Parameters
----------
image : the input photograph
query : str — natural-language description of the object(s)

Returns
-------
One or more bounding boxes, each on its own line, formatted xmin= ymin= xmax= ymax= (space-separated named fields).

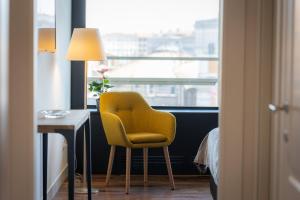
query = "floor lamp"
xmin=66 ymin=28 xmax=106 ymax=193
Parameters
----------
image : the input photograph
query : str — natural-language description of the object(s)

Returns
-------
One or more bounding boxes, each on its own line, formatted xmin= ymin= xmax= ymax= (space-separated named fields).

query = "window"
xmin=86 ymin=0 xmax=219 ymax=107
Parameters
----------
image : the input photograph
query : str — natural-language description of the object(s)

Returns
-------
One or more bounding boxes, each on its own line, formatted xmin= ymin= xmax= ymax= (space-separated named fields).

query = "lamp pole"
xmin=75 ymin=61 xmax=99 ymax=194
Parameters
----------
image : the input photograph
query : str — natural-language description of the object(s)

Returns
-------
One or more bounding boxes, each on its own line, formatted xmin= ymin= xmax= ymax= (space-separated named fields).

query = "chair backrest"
xmin=100 ymin=92 xmax=152 ymax=133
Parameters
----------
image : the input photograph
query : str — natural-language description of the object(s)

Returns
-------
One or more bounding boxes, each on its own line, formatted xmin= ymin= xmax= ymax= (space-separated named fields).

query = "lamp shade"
xmin=66 ymin=28 xmax=106 ymax=61
xmin=38 ymin=28 xmax=56 ymax=52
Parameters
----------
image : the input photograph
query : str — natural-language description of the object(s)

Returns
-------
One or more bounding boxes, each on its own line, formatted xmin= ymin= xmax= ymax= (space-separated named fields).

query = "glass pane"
xmin=86 ymin=0 xmax=220 ymax=107
xmin=88 ymin=60 xmax=218 ymax=79
xmin=86 ymin=0 xmax=220 ymax=57
xmin=88 ymin=83 xmax=218 ymax=107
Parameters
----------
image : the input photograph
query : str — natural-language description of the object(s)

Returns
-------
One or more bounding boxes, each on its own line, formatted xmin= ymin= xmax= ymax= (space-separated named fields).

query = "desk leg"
xmin=43 ymin=134 xmax=48 ymax=200
xmin=85 ymin=119 xmax=92 ymax=200
xmin=61 ymin=132 xmax=75 ymax=200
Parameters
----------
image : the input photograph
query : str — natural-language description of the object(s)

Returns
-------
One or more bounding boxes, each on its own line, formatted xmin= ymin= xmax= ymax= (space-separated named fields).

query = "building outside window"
xmin=86 ymin=0 xmax=219 ymax=107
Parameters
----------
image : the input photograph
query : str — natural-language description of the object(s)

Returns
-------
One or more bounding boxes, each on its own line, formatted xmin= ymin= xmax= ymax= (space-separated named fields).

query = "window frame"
xmin=71 ymin=0 xmax=219 ymax=109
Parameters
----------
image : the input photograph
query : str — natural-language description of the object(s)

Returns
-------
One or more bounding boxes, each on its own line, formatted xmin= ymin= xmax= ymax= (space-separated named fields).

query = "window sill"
xmin=88 ymin=107 xmax=219 ymax=114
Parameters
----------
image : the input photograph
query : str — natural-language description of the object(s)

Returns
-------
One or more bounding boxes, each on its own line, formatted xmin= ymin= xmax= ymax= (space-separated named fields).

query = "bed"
xmin=194 ymin=128 xmax=219 ymax=200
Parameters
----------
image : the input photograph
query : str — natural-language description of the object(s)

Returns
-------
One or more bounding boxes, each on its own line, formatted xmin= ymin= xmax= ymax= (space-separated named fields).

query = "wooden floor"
xmin=53 ymin=175 xmax=213 ymax=200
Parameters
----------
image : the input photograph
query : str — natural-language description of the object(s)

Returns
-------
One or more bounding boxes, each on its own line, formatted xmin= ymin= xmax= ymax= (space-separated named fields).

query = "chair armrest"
xmin=149 ymin=110 xmax=176 ymax=144
xmin=100 ymin=112 xmax=131 ymax=147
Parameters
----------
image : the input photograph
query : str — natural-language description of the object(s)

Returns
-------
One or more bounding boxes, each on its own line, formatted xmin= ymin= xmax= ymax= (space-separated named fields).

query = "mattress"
xmin=194 ymin=128 xmax=219 ymax=185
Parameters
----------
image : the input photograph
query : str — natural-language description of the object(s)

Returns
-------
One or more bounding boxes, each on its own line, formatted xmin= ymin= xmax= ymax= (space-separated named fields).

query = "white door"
xmin=271 ymin=0 xmax=300 ymax=199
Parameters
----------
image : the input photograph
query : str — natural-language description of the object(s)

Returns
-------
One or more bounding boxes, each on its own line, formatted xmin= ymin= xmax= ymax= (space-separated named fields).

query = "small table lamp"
xmin=38 ymin=28 xmax=56 ymax=52
xmin=66 ymin=28 xmax=106 ymax=108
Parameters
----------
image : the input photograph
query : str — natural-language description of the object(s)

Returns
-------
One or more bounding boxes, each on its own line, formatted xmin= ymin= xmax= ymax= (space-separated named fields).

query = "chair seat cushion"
xmin=127 ymin=132 xmax=167 ymax=144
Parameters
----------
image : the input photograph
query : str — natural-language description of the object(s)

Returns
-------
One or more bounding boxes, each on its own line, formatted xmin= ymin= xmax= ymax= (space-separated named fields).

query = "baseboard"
xmin=47 ymin=165 xmax=68 ymax=200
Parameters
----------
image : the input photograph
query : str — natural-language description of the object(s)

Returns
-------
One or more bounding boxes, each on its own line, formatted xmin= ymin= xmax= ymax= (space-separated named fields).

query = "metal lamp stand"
xmin=75 ymin=61 xmax=99 ymax=194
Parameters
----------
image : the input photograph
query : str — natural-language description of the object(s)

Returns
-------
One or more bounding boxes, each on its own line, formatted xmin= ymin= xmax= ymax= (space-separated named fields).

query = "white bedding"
xmin=194 ymin=128 xmax=219 ymax=185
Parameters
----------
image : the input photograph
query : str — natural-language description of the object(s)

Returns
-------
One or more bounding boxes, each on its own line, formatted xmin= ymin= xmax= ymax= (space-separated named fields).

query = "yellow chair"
xmin=100 ymin=91 xmax=176 ymax=194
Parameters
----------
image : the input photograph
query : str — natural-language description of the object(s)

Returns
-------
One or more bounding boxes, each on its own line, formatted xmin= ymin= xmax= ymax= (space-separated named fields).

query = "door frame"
xmin=0 ymin=0 xmax=10 ymax=199
xmin=0 ymin=0 xmax=36 ymax=199
xmin=270 ymin=0 xmax=300 ymax=199
xmin=0 ymin=0 xmax=275 ymax=199
xmin=219 ymin=0 xmax=273 ymax=199
xmin=270 ymin=0 xmax=282 ymax=199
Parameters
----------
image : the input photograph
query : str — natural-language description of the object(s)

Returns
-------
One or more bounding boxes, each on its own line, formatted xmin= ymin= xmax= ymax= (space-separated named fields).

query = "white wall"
xmin=0 ymin=0 xmax=71 ymax=199
xmin=36 ymin=0 xmax=71 ymax=197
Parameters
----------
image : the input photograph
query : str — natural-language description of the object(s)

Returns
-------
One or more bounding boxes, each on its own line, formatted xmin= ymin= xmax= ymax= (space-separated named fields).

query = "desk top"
xmin=37 ymin=110 xmax=90 ymax=133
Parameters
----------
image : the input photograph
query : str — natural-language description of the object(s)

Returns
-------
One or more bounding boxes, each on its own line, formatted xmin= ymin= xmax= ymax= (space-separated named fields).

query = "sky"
xmin=86 ymin=0 xmax=219 ymax=35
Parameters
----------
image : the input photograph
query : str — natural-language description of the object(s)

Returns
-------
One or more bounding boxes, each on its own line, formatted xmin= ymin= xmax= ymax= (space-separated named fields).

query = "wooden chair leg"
xmin=105 ymin=145 xmax=116 ymax=186
xmin=163 ymin=146 xmax=175 ymax=190
xmin=126 ymin=147 xmax=131 ymax=194
xmin=143 ymin=148 xmax=148 ymax=185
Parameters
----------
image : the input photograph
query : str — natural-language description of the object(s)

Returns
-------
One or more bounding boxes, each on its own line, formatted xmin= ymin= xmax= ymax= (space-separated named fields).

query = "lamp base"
xmin=75 ymin=187 xmax=99 ymax=194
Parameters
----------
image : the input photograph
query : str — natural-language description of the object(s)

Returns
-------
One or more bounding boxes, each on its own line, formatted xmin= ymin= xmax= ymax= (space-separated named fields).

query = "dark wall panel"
xmin=71 ymin=0 xmax=85 ymax=109
xmin=76 ymin=110 xmax=218 ymax=175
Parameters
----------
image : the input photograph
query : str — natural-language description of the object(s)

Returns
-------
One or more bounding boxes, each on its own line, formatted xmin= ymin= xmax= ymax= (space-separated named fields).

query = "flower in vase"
xmin=88 ymin=67 xmax=113 ymax=97
xmin=96 ymin=68 xmax=109 ymax=79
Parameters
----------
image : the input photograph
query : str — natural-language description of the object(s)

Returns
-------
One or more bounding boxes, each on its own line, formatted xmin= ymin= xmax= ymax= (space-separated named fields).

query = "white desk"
xmin=38 ymin=110 xmax=92 ymax=200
